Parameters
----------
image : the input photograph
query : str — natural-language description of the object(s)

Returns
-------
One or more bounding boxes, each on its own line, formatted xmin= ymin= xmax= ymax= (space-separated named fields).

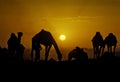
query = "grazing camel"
xmin=31 ymin=29 xmax=62 ymax=61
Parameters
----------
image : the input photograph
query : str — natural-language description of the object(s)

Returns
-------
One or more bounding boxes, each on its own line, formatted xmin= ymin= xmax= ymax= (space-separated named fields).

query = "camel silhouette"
xmin=92 ymin=32 xmax=104 ymax=59
xmin=103 ymin=33 xmax=117 ymax=55
xmin=31 ymin=29 xmax=62 ymax=61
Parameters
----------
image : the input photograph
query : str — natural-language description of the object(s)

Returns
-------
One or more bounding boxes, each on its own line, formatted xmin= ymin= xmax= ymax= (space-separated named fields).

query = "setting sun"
xmin=59 ymin=34 xmax=66 ymax=41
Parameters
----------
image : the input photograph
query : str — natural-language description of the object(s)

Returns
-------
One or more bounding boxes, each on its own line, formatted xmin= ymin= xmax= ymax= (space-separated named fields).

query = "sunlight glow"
xmin=59 ymin=34 xmax=66 ymax=41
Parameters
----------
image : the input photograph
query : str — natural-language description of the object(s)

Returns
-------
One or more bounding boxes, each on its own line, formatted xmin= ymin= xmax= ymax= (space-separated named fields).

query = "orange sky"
xmin=0 ymin=0 xmax=120 ymax=49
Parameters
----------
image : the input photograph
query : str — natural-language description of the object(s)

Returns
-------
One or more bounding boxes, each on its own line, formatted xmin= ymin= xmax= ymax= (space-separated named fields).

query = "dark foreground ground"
xmin=1 ymin=51 xmax=120 ymax=66
xmin=1 ymin=57 xmax=120 ymax=65
xmin=1 ymin=55 xmax=120 ymax=77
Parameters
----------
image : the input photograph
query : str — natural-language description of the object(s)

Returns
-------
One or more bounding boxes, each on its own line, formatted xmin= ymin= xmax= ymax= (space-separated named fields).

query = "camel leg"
xmin=102 ymin=43 xmax=105 ymax=55
xmin=31 ymin=48 xmax=34 ymax=61
xmin=94 ymin=47 xmax=97 ymax=59
xmin=107 ymin=46 xmax=110 ymax=53
xmin=98 ymin=46 xmax=101 ymax=58
xmin=35 ymin=48 xmax=40 ymax=62
xmin=45 ymin=45 xmax=52 ymax=61
xmin=113 ymin=45 xmax=116 ymax=56
xmin=110 ymin=46 xmax=112 ymax=53
xmin=96 ymin=47 xmax=99 ymax=59
xmin=93 ymin=47 xmax=96 ymax=59
xmin=102 ymin=46 xmax=105 ymax=56
xmin=99 ymin=46 xmax=102 ymax=57
xmin=45 ymin=46 xmax=48 ymax=61
xmin=93 ymin=47 xmax=95 ymax=59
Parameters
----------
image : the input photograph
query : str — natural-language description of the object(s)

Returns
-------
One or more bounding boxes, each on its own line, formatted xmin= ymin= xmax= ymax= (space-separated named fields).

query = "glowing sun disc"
xmin=59 ymin=35 xmax=66 ymax=41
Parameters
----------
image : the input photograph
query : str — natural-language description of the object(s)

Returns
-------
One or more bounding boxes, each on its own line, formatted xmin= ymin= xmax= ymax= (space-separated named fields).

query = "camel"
xmin=92 ymin=32 xmax=104 ymax=59
xmin=31 ymin=29 xmax=62 ymax=61
xmin=103 ymin=33 xmax=117 ymax=55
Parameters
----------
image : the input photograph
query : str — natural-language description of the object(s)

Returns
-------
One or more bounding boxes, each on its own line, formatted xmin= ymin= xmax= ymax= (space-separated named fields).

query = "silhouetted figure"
xmin=103 ymin=33 xmax=117 ymax=55
xmin=68 ymin=48 xmax=77 ymax=61
xmin=68 ymin=47 xmax=88 ymax=64
xmin=76 ymin=47 xmax=88 ymax=64
xmin=16 ymin=32 xmax=25 ymax=61
xmin=31 ymin=29 xmax=62 ymax=62
xmin=92 ymin=32 xmax=104 ymax=59
xmin=7 ymin=33 xmax=18 ymax=57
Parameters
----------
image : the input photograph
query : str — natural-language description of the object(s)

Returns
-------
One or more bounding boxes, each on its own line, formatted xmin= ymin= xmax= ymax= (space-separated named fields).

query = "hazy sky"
xmin=0 ymin=0 xmax=120 ymax=49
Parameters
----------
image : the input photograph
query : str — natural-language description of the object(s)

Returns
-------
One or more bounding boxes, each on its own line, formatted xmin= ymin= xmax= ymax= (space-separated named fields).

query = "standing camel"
xmin=103 ymin=33 xmax=117 ymax=55
xmin=92 ymin=32 xmax=104 ymax=59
